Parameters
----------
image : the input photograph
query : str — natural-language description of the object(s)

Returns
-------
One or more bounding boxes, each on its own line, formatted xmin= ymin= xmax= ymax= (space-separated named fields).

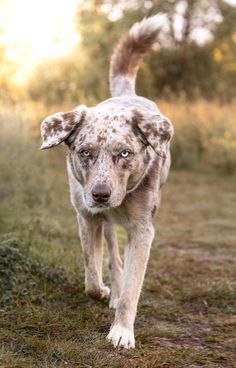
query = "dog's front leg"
xmin=107 ymin=222 xmax=154 ymax=348
xmin=78 ymin=215 xmax=110 ymax=300
xmin=104 ymin=223 xmax=123 ymax=309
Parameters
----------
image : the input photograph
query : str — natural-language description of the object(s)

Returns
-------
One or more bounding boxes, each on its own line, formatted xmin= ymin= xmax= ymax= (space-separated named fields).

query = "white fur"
xmin=86 ymin=206 xmax=109 ymax=215
xmin=130 ymin=13 xmax=167 ymax=40
xmin=109 ymin=297 xmax=119 ymax=309
xmin=107 ymin=324 xmax=135 ymax=349
xmin=110 ymin=75 xmax=135 ymax=97
xmin=100 ymin=286 xmax=111 ymax=298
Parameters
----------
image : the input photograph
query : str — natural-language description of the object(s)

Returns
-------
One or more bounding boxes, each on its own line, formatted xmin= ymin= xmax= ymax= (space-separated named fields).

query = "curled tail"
xmin=109 ymin=14 xmax=166 ymax=97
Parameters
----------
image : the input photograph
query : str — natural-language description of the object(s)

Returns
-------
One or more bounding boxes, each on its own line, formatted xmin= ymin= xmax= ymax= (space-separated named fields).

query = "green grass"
xmin=0 ymin=111 xmax=236 ymax=367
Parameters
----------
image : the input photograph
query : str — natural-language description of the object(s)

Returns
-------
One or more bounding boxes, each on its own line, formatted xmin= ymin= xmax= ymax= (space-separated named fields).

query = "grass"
xmin=159 ymin=99 xmax=236 ymax=173
xmin=0 ymin=105 xmax=236 ymax=367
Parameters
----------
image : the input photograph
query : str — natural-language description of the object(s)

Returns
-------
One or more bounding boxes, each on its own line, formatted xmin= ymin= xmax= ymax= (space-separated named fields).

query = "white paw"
xmin=101 ymin=285 xmax=111 ymax=299
xmin=107 ymin=324 xmax=135 ymax=349
xmin=109 ymin=296 xmax=119 ymax=309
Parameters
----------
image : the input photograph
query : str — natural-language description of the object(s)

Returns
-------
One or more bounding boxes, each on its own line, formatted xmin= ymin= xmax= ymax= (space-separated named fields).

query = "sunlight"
xmin=0 ymin=0 xmax=80 ymax=83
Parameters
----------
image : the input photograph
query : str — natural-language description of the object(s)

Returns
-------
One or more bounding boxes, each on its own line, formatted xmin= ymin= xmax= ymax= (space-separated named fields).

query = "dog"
xmin=40 ymin=14 xmax=174 ymax=349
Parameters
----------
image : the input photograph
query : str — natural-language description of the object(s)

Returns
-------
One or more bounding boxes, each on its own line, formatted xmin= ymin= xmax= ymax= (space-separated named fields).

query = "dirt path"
xmin=1 ymin=171 xmax=236 ymax=367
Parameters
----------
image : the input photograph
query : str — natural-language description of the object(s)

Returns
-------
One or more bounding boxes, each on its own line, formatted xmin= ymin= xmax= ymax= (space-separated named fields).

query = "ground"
xmin=0 ymin=141 xmax=236 ymax=367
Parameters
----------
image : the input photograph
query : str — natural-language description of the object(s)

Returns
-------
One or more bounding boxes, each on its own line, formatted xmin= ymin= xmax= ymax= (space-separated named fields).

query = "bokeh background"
xmin=0 ymin=1 xmax=236 ymax=367
xmin=1 ymin=0 xmax=236 ymax=171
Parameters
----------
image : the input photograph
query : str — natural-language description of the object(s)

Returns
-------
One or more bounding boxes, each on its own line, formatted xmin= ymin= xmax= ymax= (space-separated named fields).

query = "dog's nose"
xmin=92 ymin=184 xmax=111 ymax=203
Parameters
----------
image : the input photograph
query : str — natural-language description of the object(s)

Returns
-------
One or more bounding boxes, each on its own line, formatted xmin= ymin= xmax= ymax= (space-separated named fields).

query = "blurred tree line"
xmin=25 ymin=0 xmax=236 ymax=105
xmin=0 ymin=43 xmax=17 ymax=103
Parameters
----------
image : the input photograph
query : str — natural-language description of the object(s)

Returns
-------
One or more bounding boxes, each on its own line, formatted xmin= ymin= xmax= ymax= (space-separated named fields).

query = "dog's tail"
xmin=109 ymin=14 xmax=166 ymax=97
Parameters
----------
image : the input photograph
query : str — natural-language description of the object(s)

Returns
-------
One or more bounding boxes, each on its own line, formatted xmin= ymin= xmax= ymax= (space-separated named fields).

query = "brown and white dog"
xmin=40 ymin=14 xmax=174 ymax=349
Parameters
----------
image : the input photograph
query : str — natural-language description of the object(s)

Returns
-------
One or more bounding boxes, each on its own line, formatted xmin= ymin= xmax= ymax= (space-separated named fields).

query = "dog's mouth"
xmin=84 ymin=192 xmax=124 ymax=212
xmin=86 ymin=203 xmax=111 ymax=214
xmin=90 ymin=203 xmax=110 ymax=208
xmin=83 ymin=194 xmax=111 ymax=211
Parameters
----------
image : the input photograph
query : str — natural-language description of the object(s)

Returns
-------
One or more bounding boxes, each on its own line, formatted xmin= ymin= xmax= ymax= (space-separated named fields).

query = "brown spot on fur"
xmin=110 ymin=115 xmax=119 ymax=121
xmin=110 ymin=32 xmax=158 ymax=79
xmin=159 ymin=120 xmax=172 ymax=141
xmin=64 ymin=122 xmax=75 ymax=132
xmin=130 ymin=110 xmax=149 ymax=147
xmin=64 ymin=109 xmax=86 ymax=126
xmin=132 ymin=109 xmax=143 ymax=124
xmin=142 ymin=157 xmax=160 ymax=190
xmin=143 ymin=150 xmax=151 ymax=165
xmin=64 ymin=110 xmax=87 ymax=146
xmin=151 ymin=205 xmax=157 ymax=217
xmin=144 ymin=123 xmax=158 ymax=137
xmin=97 ymin=135 xmax=106 ymax=143
xmin=47 ymin=119 xmax=63 ymax=133
xmin=63 ymin=111 xmax=76 ymax=125
xmin=112 ymin=155 xmax=117 ymax=165
xmin=121 ymin=160 xmax=133 ymax=170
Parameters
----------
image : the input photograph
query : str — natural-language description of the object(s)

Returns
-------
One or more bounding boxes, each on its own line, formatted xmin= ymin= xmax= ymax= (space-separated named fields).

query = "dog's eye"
xmin=120 ymin=150 xmax=131 ymax=158
xmin=79 ymin=150 xmax=90 ymax=158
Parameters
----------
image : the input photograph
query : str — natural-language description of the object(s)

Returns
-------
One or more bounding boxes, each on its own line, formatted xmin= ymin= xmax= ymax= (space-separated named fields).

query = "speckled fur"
xmin=40 ymin=14 xmax=173 ymax=350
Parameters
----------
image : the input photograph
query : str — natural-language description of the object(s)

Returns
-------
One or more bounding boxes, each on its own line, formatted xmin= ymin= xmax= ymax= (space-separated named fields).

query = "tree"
xmin=28 ymin=0 xmax=236 ymax=104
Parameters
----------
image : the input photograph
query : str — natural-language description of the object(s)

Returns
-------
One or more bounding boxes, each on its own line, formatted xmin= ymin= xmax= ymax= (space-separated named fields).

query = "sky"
xmin=0 ymin=0 xmax=80 ymax=83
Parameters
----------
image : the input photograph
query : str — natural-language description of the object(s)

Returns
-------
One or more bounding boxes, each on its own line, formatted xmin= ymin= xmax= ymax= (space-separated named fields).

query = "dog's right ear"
xmin=40 ymin=105 xmax=88 ymax=149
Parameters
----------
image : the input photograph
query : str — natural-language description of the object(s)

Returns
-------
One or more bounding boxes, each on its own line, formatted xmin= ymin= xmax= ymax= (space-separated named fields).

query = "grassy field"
xmin=0 ymin=105 xmax=236 ymax=367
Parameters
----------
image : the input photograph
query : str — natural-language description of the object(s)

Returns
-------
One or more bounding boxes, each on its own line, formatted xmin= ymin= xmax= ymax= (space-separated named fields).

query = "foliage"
xmin=25 ymin=0 xmax=236 ymax=104
xmin=159 ymin=99 xmax=236 ymax=173
xmin=0 ymin=239 xmax=78 ymax=307
xmin=0 ymin=44 xmax=19 ymax=103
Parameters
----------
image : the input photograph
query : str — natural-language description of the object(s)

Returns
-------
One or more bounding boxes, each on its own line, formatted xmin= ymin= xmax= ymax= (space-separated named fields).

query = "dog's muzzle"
xmin=91 ymin=183 xmax=111 ymax=204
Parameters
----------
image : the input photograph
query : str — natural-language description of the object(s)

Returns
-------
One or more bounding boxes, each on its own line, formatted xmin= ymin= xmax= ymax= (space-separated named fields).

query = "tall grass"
xmin=0 ymin=106 xmax=80 ymax=271
xmin=159 ymin=99 xmax=236 ymax=172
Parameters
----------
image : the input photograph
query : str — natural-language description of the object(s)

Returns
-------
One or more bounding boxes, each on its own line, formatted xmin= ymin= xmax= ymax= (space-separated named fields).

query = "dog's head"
xmin=40 ymin=105 xmax=173 ymax=211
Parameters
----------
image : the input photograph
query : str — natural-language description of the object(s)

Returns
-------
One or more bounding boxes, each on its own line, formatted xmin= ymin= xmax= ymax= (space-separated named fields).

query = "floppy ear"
xmin=132 ymin=109 xmax=174 ymax=159
xmin=40 ymin=105 xmax=87 ymax=149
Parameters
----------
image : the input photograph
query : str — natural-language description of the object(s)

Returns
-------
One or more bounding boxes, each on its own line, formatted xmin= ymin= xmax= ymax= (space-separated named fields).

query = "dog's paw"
xmin=109 ymin=296 xmax=119 ymax=309
xmin=86 ymin=285 xmax=110 ymax=300
xmin=107 ymin=324 xmax=135 ymax=349
xmin=109 ymin=282 xmax=121 ymax=309
xmin=101 ymin=285 xmax=111 ymax=299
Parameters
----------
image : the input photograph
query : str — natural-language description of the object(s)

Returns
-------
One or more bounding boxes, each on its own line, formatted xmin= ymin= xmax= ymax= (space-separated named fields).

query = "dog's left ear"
xmin=132 ymin=109 xmax=174 ymax=158
xmin=40 ymin=105 xmax=88 ymax=149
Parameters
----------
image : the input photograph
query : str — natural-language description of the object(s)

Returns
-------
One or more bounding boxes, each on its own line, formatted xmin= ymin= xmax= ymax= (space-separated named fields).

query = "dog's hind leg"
xmin=78 ymin=215 xmax=110 ymax=300
xmin=104 ymin=223 xmax=123 ymax=309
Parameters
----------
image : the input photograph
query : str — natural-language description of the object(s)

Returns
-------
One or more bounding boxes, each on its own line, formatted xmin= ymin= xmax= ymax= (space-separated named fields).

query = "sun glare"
xmin=0 ymin=0 xmax=80 ymax=84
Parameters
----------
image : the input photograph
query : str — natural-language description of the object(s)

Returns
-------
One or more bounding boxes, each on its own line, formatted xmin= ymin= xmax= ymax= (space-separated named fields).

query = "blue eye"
xmin=120 ymin=150 xmax=130 ymax=158
xmin=79 ymin=150 xmax=90 ymax=157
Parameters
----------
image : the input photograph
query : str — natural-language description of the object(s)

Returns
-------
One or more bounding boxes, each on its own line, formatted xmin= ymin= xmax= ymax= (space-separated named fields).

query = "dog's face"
xmin=40 ymin=105 xmax=173 ymax=211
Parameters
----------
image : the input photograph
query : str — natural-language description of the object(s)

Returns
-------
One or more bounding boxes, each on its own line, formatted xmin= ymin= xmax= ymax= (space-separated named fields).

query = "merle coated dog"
xmin=40 ymin=14 xmax=173 ymax=349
